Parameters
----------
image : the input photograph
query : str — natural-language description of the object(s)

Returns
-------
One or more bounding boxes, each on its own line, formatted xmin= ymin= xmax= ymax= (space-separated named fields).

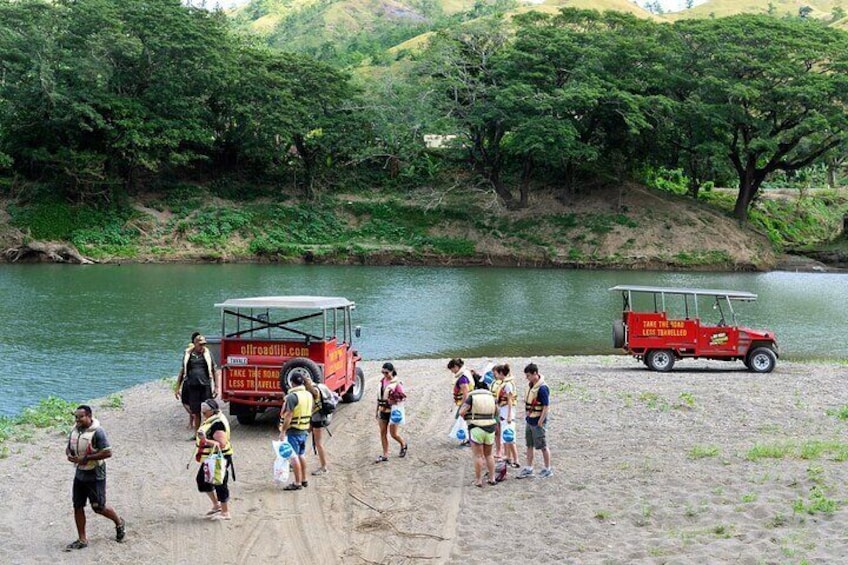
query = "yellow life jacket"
xmin=465 ymin=389 xmax=497 ymax=427
xmin=491 ymin=376 xmax=516 ymax=407
xmin=378 ymin=377 xmax=401 ymax=412
xmin=68 ymin=419 xmax=104 ymax=471
xmin=524 ymin=376 xmax=547 ymax=418
xmin=452 ymin=370 xmax=471 ymax=406
xmin=196 ymin=413 xmax=233 ymax=456
xmin=182 ymin=346 xmax=215 ymax=386
xmin=288 ymin=386 xmax=313 ymax=430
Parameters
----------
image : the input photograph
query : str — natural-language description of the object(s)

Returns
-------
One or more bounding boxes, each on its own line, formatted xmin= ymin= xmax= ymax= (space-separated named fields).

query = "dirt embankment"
xmin=3 ymin=357 xmax=848 ymax=564
xmin=0 ymin=184 xmax=817 ymax=270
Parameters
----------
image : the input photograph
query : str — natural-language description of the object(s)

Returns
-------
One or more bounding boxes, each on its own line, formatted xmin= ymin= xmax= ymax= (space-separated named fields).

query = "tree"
xmin=503 ymin=10 xmax=664 ymax=198
xmin=0 ymin=0 xmax=235 ymax=199
xmin=417 ymin=18 xmax=517 ymax=205
xmin=669 ymin=16 xmax=848 ymax=220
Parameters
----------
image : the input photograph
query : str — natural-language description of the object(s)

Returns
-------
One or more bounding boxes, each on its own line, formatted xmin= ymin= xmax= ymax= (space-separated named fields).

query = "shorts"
xmin=73 ymin=478 xmax=106 ymax=510
xmin=311 ymin=418 xmax=329 ymax=429
xmin=184 ymin=384 xmax=212 ymax=415
xmin=470 ymin=426 xmax=495 ymax=446
xmin=378 ymin=410 xmax=391 ymax=422
xmin=525 ymin=424 xmax=547 ymax=450
xmin=286 ymin=430 xmax=308 ymax=456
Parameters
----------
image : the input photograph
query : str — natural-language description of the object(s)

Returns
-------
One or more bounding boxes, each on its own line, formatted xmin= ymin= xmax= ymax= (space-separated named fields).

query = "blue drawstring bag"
xmin=273 ymin=440 xmax=293 ymax=459
xmin=502 ymin=425 xmax=515 ymax=444
xmin=390 ymin=405 xmax=406 ymax=425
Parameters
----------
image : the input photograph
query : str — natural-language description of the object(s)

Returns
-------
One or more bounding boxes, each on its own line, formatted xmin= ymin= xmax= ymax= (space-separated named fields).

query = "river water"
xmin=0 ymin=264 xmax=845 ymax=416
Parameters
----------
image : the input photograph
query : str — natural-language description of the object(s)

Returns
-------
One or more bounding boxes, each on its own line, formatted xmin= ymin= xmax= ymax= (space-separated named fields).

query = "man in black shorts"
xmin=65 ymin=405 xmax=125 ymax=551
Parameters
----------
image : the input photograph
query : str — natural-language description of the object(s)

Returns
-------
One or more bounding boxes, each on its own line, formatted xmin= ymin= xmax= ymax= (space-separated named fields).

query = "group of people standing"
xmin=62 ymin=339 xmax=551 ymax=552
xmin=369 ymin=356 xmax=553 ymax=488
xmin=449 ymin=357 xmax=553 ymax=486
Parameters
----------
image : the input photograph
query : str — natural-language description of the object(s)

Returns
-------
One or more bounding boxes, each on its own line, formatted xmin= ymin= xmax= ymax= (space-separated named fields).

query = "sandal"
xmin=283 ymin=483 xmax=302 ymax=491
xmin=487 ymin=480 xmax=497 ymax=486
xmin=374 ymin=455 xmax=388 ymax=463
xmin=509 ymin=462 xmax=521 ymax=469
xmin=302 ymin=480 xmax=308 ymax=488
xmin=116 ymin=518 xmax=126 ymax=542
xmin=399 ymin=443 xmax=408 ymax=458
xmin=209 ymin=513 xmax=231 ymax=521
xmin=64 ymin=540 xmax=88 ymax=551
xmin=205 ymin=507 xmax=222 ymax=516
xmin=474 ymin=483 xmax=483 ymax=488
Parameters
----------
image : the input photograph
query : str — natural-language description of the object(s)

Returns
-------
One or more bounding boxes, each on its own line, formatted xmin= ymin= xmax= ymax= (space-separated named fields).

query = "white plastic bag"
xmin=203 ymin=447 xmax=225 ymax=485
xmin=448 ymin=416 xmax=468 ymax=442
xmin=273 ymin=455 xmax=290 ymax=485
xmin=390 ymin=404 xmax=406 ymax=426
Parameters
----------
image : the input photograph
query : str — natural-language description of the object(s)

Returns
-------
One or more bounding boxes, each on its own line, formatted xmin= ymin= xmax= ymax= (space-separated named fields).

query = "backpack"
xmin=317 ymin=384 xmax=339 ymax=416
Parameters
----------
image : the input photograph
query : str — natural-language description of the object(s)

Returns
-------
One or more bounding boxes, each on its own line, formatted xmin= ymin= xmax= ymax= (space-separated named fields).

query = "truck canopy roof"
xmin=215 ymin=296 xmax=355 ymax=310
xmin=609 ymin=285 xmax=757 ymax=301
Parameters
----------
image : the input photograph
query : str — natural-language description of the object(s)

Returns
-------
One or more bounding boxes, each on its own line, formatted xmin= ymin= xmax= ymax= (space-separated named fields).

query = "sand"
xmin=2 ymin=356 xmax=848 ymax=564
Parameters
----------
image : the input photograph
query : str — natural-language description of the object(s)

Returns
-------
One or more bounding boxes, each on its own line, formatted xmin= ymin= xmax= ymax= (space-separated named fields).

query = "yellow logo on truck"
xmin=710 ymin=332 xmax=729 ymax=345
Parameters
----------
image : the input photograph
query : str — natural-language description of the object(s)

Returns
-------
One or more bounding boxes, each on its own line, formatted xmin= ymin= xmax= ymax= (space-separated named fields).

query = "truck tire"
xmin=746 ymin=347 xmax=777 ymax=373
xmin=342 ymin=366 xmax=365 ymax=403
xmin=612 ymin=320 xmax=626 ymax=349
xmin=279 ymin=357 xmax=322 ymax=391
xmin=646 ymin=349 xmax=675 ymax=372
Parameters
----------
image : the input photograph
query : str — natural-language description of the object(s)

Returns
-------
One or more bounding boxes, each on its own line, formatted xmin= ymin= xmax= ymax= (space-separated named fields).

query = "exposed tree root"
xmin=4 ymin=240 xmax=94 ymax=264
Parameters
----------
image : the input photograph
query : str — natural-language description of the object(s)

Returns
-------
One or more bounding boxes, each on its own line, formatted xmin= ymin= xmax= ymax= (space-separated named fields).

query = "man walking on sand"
xmin=279 ymin=373 xmax=313 ymax=490
xmin=518 ymin=363 xmax=553 ymax=479
xmin=65 ymin=405 xmax=126 ymax=551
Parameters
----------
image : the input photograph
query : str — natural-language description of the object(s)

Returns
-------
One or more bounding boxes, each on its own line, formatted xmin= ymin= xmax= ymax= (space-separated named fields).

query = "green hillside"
xmin=231 ymin=0 xmax=659 ymax=62
xmin=666 ymin=0 xmax=843 ymax=21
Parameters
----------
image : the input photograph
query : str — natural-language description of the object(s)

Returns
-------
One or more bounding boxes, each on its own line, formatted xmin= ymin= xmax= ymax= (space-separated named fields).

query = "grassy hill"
xmin=665 ymin=0 xmax=842 ymax=21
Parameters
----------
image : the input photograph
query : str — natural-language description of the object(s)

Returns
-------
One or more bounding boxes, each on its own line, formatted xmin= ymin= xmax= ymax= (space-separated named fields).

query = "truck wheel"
xmin=646 ymin=349 xmax=675 ymax=372
xmin=342 ymin=366 xmax=365 ymax=403
xmin=236 ymin=411 xmax=256 ymax=425
xmin=279 ymin=357 xmax=322 ymax=391
xmin=612 ymin=320 xmax=626 ymax=349
xmin=746 ymin=347 xmax=777 ymax=373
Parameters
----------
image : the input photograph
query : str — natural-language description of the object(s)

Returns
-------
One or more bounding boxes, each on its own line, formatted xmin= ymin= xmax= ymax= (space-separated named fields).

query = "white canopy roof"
xmin=215 ymin=296 xmax=354 ymax=310
xmin=609 ymin=285 xmax=757 ymax=300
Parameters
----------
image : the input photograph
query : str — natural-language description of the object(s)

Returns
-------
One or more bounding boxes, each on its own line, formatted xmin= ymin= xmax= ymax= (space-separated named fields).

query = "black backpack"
xmin=318 ymin=385 xmax=338 ymax=416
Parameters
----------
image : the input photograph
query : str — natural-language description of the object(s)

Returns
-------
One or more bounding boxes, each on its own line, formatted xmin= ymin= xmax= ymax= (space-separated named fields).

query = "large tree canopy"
xmin=667 ymin=15 xmax=848 ymax=219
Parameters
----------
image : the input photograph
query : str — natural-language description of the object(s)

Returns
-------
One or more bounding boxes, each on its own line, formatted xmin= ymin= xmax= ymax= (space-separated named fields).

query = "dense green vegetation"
xmin=1 ymin=0 xmax=848 ymax=263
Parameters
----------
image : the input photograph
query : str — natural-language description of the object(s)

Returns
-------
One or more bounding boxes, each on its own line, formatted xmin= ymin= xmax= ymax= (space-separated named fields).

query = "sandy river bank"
xmin=2 ymin=356 xmax=847 ymax=564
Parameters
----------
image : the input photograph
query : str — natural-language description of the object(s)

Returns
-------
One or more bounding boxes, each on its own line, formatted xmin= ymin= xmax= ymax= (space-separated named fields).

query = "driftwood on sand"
xmin=3 ymin=240 xmax=94 ymax=264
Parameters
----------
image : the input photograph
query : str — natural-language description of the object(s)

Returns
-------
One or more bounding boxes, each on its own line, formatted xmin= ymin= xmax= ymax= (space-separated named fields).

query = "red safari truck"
xmin=213 ymin=296 xmax=364 ymax=425
xmin=611 ymin=285 xmax=779 ymax=373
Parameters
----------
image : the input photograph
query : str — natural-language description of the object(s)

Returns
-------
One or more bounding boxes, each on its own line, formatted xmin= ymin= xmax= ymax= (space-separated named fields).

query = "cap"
xmin=196 ymin=335 xmax=207 ymax=345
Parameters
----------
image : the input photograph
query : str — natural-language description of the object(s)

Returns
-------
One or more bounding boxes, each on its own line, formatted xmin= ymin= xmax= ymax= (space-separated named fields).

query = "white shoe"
xmin=538 ymin=467 xmax=554 ymax=478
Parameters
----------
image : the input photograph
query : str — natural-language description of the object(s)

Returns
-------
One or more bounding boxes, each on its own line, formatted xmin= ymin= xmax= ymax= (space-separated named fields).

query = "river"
xmin=0 ymin=264 xmax=845 ymax=416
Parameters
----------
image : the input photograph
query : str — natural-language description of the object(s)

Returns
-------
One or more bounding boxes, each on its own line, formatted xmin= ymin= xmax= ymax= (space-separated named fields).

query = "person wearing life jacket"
xmin=491 ymin=363 xmax=520 ymax=469
xmin=448 ymin=358 xmax=475 ymax=444
xmin=64 ymin=405 xmax=126 ymax=551
xmin=375 ymin=362 xmax=408 ymax=463
xmin=517 ymin=363 xmax=553 ymax=479
xmin=305 ymin=376 xmax=334 ymax=476
xmin=278 ymin=373 xmax=314 ymax=490
xmin=195 ymin=399 xmax=234 ymax=520
xmin=175 ymin=334 xmax=220 ymax=435
xmin=174 ymin=332 xmax=201 ymax=430
xmin=458 ymin=387 xmax=498 ymax=487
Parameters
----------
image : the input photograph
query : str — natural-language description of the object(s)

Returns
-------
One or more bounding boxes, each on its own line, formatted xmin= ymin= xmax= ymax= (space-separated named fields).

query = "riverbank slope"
xmin=3 ymin=356 xmax=848 ymax=564
xmin=0 ymin=184 xmax=796 ymax=270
